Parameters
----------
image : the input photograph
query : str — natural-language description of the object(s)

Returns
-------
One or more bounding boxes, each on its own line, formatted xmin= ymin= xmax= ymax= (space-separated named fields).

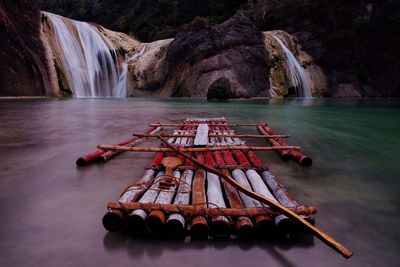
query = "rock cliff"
xmin=0 ymin=0 xmax=54 ymax=96
xmin=157 ymin=15 xmax=270 ymax=99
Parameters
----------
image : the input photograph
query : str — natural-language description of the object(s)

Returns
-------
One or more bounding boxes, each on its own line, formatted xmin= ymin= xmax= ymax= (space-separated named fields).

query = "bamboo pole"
xmin=257 ymin=125 xmax=291 ymax=161
xmin=97 ymin=144 xmax=301 ymax=153
xmin=102 ymin=169 xmax=156 ymax=232
xmin=191 ymin=169 xmax=209 ymax=239
xmin=246 ymin=151 xmax=264 ymax=169
xmin=166 ymin=170 xmax=194 ymax=237
xmin=98 ymin=127 xmax=162 ymax=163
xmin=107 ymin=202 xmax=317 ymax=217
xmin=149 ymin=123 xmax=261 ymax=127
xmin=259 ymin=124 xmax=312 ymax=166
xmin=157 ymin=136 xmax=353 ymax=259
xmin=134 ymin=133 xmax=289 ymax=138
xmin=146 ymin=170 xmax=180 ymax=234
xmin=231 ymin=169 xmax=275 ymax=237
xmin=76 ymin=126 xmax=160 ymax=166
xmin=220 ymin=170 xmax=254 ymax=239
xmin=207 ymin=171 xmax=231 ymax=239
xmin=261 ymin=170 xmax=314 ymax=223
xmin=245 ymin=169 xmax=295 ymax=236
xmin=127 ymin=171 xmax=164 ymax=234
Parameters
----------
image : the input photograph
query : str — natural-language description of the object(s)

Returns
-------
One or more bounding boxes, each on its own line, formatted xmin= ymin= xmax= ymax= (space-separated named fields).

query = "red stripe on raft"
xmin=247 ymin=151 xmax=264 ymax=169
xmin=232 ymin=150 xmax=250 ymax=167
xmin=196 ymin=152 xmax=205 ymax=164
xmin=222 ymin=151 xmax=237 ymax=165
xmin=148 ymin=152 xmax=164 ymax=168
xmin=213 ymin=151 xmax=225 ymax=166
xmin=186 ymin=152 xmax=195 ymax=167
xmin=204 ymin=152 xmax=216 ymax=166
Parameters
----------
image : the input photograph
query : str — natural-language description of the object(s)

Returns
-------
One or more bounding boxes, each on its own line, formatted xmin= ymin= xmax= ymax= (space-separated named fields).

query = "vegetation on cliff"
xmin=37 ymin=0 xmax=245 ymax=42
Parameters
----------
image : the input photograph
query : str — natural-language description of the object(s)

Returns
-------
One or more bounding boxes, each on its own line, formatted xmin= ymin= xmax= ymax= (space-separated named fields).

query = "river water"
xmin=0 ymin=98 xmax=399 ymax=267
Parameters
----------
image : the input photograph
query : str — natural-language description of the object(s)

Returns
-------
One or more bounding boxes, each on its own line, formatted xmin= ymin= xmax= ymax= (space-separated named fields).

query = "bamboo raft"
xmin=77 ymin=117 xmax=352 ymax=258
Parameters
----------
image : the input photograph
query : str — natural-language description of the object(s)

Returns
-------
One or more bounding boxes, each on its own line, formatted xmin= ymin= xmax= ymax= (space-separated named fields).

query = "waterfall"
xmin=272 ymin=35 xmax=312 ymax=98
xmin=114 ymin=46 xmax=146 ymax=96
xmin=44 ymin=12 xmax=125 ymax=97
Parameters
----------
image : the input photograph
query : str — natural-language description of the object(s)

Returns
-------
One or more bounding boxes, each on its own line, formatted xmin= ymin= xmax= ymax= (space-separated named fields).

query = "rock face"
xmin=159 ymin=15 xmax=270 ymax=99
xmin=0 ymin=1 xmax=53 ymax=96
xmin=127 ymin=39 xmax=172 ymax=97
xmin=1 ymin=7 xmax=325 ymax=99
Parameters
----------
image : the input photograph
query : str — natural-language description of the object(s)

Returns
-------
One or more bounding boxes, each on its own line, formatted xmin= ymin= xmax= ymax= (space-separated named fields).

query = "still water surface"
xmin=0 ymin=98 xmax=399 ymax=267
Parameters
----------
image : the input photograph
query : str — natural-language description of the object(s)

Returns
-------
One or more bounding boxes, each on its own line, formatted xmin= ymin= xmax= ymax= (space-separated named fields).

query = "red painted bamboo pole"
xmin=204 ymin=152 xmax=216 ymax=166
xmin=247 ymin=151 xmax=264 ymax=169
xmin=222 ymin=151 xmax=237 ymax=165
xmin=233 ymin=150 xmax=251 ymax=167
xmin=260 ymin=123 xmax=312 ymax=166
xmin=147 ymin=152 xmax=164 ymax=169
xmin=257 ymin=125 xmax=291 ymax=161
xmin=76 ymin=125 xmax=159 ymax=166
xmin=213 ymin=151 xmax=226 ymax=166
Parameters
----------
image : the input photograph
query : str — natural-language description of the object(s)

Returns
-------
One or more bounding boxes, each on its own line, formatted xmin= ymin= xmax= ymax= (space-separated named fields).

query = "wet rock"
xmin=0 ymin=0 xmax=54 ymax=96
xmin=160 ymin=14 xmax=270 ymax=98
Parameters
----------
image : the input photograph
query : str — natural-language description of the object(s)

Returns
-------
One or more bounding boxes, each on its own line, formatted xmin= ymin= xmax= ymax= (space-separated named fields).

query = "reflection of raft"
xmin=77 ymin=117 xmax=352 ymax=258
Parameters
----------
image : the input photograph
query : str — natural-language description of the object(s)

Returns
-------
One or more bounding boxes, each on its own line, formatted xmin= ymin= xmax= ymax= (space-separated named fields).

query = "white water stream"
xmin=45 ymin=12 xmax=125 ymax=97
xmin=272 ymin=35 xmax=312 ymax=97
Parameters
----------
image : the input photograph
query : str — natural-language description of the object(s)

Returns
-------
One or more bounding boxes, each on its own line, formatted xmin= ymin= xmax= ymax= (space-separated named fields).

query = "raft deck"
xmin=76 ymin=117 xmax=354 ymax=258
xmin=94 ymin=118 xmax=315 ymax=239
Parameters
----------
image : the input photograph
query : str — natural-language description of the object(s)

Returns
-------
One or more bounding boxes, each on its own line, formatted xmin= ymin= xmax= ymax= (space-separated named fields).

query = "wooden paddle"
xmin=159 ymin=157 xmax=183 ymax=189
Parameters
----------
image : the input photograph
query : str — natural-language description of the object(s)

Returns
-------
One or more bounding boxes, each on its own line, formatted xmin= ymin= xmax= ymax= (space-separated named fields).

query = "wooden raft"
xmin=77 ymin=117 xmax=352 ymax=258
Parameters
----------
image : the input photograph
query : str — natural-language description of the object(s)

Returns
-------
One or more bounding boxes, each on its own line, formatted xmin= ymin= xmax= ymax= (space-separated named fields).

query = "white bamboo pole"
xmin=146 ymin=171 xmax=180 ymax=234
xmin=207 ymin=172 xmax=230 ymax=238
xmin=166 ymin=170 xmax=194 ymax=236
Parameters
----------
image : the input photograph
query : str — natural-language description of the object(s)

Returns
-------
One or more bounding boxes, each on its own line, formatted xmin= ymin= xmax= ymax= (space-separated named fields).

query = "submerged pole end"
xmin=300 ymin=156 xmax=313 ymax=167
xmin=102 ymin=210 xmax=124 ymax=232
xmin=76 ymin=157 xmax=86 ymax=166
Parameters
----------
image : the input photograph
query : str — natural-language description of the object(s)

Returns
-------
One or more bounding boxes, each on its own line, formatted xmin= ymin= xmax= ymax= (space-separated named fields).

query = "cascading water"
xmin=44 ymin=12 xmax=125 ymax=97
xmin=272 ymin=35 xmax=312 ymax=98
xmin=114 ymin=46 xmax=146 ymax=96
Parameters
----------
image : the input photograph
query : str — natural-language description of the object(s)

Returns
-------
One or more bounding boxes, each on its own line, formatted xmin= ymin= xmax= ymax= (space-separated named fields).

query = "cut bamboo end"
xmin=254 ymin=214 xmax=276 ymax=238
xmin=166 ymin=216 xmax=185 ymax=238
xmin=300 ymin=156 xmax=312 ymax=167
xmin=127 ymin=210 xmax=147 ymax=233
xmin=276 ymin=216 xmax=297 ymax=236
xmin=102 ymin=210 xmax=124 ymax=232
xmin=76 ymin=157 xmax=87 ymax=166
xmin=146 ymin=210 xmax=166 ymax=234
xmin=191 ymin=216 xmax=209 ymax=239
xmin=280 ymin=153 xmax=291 ymax=161
xmin=211 ymin=216 xmax=231 ymax=239
xmin=236 ymin=217 xmax=254 ymax=240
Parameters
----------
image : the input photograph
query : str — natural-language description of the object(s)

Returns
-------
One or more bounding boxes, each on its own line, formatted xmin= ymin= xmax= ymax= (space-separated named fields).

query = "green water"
xmin=0 ymin=98 xmax=399 ymax=267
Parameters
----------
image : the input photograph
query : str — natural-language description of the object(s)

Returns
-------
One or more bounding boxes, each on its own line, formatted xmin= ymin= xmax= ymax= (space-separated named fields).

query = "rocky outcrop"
xmin=0 ymin=0 xmax=54 ymax=96
xmin=127 ymin=39 xmax=172 ymax=97
xmin=159 ymin=15 xmax=270 ymax=99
